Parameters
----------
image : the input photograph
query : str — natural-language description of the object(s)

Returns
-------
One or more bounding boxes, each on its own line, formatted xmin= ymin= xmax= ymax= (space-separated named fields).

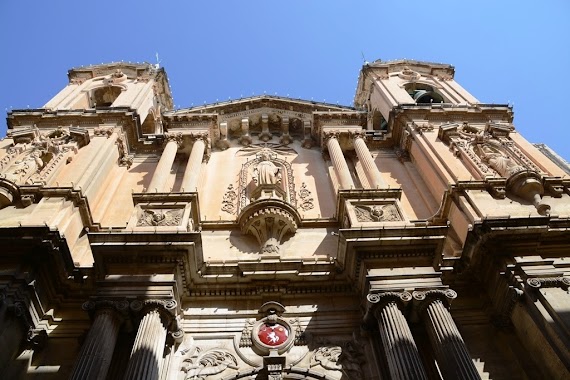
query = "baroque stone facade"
xmin=0 ymin=60 xmax=569 ymax=379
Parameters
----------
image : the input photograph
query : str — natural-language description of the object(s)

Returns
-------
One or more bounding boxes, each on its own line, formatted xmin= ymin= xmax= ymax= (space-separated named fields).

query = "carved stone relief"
xmin=136 ymin=208 xmax=183 ymax=227
xmin=439 ymin=122 xmax=551 ymax=214
xmin=221 ymin=184 xmax=238 ymax=215
xmin=398 ymin=66 xmax=421 ymax=81
xmin=298 ymin=182 xmax=314 ymax=211
xmin=116 ymin=132 xmax=133 ymax=168
xmin=309 ymin=339 xmax=365 ymax=379
xmin=2 ymin=127 xmax=83 ymax=186
xmin=354 ymin=203 xmax=401 ymax=222
xmin=182 ymin=349 xmax=238 ymax=380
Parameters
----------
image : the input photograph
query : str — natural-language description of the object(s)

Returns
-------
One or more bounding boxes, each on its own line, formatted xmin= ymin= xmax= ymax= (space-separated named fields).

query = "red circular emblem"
xmin=257 ymin=322 xmax=289 ymax=346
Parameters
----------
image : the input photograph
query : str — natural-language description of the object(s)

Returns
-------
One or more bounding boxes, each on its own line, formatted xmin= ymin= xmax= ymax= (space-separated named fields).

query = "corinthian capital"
xmin=323 ymin=130 xmax=340 ymax=145
xmin=164 ymin=132 xmax=183 ymax=147
xmin=349 ymin=130 xmax=366 ymax=140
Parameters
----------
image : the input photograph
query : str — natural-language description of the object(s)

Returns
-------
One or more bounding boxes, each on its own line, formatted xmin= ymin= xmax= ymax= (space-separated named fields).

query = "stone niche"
xmin=236 ymin=147 xmax=301 ymax=255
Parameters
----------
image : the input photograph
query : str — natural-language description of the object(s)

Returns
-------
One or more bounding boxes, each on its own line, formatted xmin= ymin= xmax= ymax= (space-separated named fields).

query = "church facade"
xmin=0 ymin=60 xmax=569 ymax=379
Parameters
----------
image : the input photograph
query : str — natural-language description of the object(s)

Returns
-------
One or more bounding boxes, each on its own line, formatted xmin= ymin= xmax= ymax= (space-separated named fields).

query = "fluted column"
xmin=367 ymin=292 xmax=428 ymax=380
xmin=70 ymin=301 xmax=126 ymax=380
xmin=180 ymin=136 xmax=206 ymax=192
xmin=354 ymin=135 xmax=386 ymax=188
xmin=124 ymin=300 xmax=179 ymax=380
xmin=413 ymin=290 xmax=481 ymax=380
xmin=124 ymin=309 xmax=167 ymax=380
xmin=147 ymin=133 xmax=181 ymax=193
xmin=326 ymin=134 xmax=354 ymax=189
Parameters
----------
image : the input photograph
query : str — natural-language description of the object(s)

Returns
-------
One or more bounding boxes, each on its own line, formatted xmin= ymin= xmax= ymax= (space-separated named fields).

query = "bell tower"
xmin=44 ymin=62 xmax=173 ymax=135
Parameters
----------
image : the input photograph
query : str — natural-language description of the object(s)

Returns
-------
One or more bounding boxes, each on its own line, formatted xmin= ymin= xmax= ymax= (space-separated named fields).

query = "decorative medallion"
xmin=257 ymin=322 xmax=289 ymax=347
xmin=248 ymin=302 xmax=296 ymax=355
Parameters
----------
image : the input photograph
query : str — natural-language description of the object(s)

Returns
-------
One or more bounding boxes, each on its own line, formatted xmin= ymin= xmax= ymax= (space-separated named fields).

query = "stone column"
xmin=413 ymin=290 xmax=481 ymax=380
xmin=147 ymin=133 xmax=181 ymax=193
xmin=367 ymin=292 xmax=428 ymax=380
xmin=353 ymin=134 xmax=386 ymax=188
xmin=70 ymin=300 xmax=127 ymax=380
xmin=326 ymin=133 xmax=354 ymax=189
xmin=124 ymin=300 xmax=177 ymax=380
xmin=180 ymin=136 xmax=206 ymax=192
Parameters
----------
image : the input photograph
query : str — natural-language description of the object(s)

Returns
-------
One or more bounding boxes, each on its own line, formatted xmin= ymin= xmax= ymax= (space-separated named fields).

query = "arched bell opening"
xmin=405 ymin=83 xmax=446 ymax=104
xmin=91 ymin=86 xmax=122 ymax=107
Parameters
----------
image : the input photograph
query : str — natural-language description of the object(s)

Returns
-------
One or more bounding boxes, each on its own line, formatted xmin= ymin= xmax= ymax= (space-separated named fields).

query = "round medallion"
xmin=257 ymin=322 xmax=289 ymax=347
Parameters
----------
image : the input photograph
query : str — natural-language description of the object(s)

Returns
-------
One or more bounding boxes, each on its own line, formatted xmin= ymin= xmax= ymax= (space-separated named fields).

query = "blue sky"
xmin=1 ymin=1 xmax=569 ymax=159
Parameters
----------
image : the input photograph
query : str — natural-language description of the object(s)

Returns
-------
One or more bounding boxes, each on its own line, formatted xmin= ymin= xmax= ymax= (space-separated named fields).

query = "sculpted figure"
xmin=255 ymin=149 xmax=280 ymax=185
xmin=478 ymin=144 xmax=524 ymax=178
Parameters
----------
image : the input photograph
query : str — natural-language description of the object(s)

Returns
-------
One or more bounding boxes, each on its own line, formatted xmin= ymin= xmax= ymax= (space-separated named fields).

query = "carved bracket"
xmin=238 ymin=199 xmax=300 ymax=254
